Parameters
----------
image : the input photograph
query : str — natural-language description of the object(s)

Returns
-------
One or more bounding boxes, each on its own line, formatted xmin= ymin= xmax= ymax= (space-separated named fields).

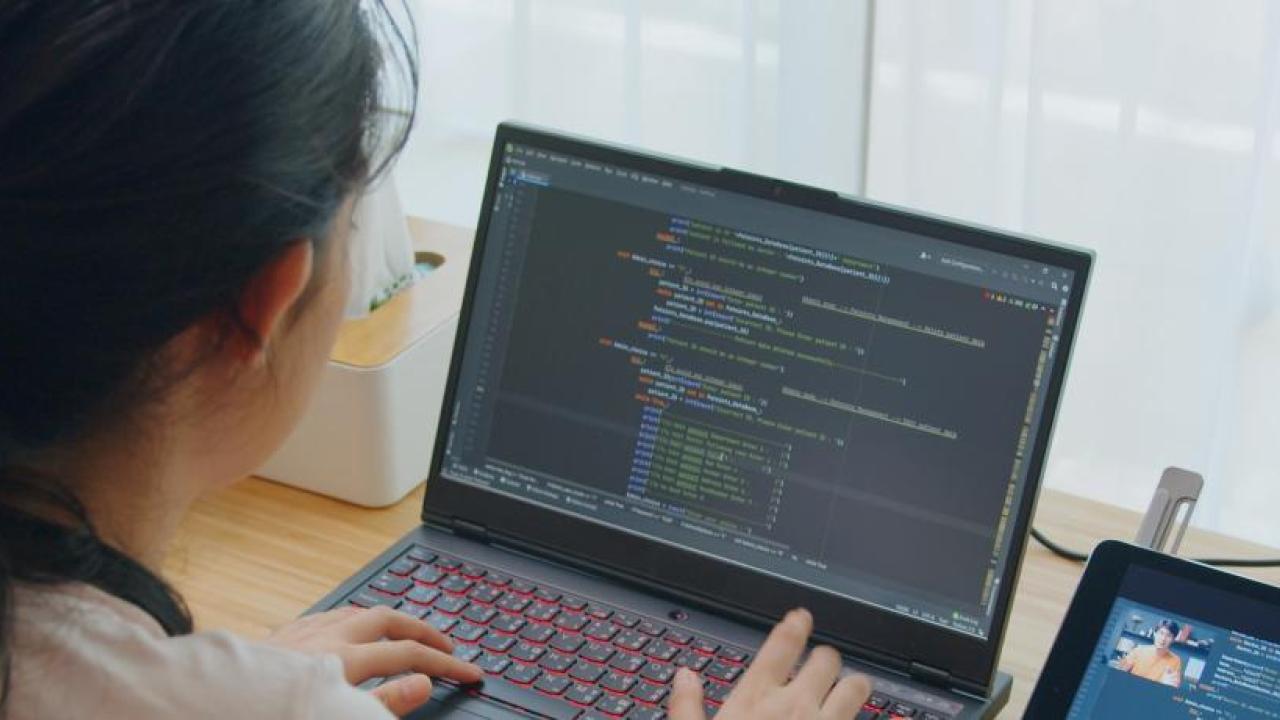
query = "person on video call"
xmin=1117 ymin=619 xmax=1183 ymax=687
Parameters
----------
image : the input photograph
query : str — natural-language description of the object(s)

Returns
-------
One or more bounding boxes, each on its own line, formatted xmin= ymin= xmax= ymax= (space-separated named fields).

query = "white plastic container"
xmin=257 ymin=219 xmax=472 ymax=506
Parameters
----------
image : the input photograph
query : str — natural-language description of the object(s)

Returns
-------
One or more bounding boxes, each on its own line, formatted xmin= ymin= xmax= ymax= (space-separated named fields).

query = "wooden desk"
xmin=163 ymin=221 xmax=1280 ymax=717
xmin=166 ymin=479 xmax=1280 ymax=717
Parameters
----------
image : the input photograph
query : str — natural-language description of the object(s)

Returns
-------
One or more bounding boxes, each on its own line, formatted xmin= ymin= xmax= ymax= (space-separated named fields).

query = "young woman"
xmin=0 ymin=2 xmax=870 ymax=718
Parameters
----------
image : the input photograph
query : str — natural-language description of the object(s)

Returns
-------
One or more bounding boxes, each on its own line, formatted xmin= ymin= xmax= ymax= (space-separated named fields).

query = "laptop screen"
xmin=438 ymin=137 xmax=1078 ymax=640
xmin=1066 ymin=565 xmax=1280 ymax=718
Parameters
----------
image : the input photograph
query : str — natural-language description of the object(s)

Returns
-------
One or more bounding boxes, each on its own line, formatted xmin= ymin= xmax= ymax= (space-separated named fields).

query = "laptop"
xmin=1027 ymin=541 xmax=1280 ymax=719
xmin=309 ymin=122 xmax=1093 ymax=720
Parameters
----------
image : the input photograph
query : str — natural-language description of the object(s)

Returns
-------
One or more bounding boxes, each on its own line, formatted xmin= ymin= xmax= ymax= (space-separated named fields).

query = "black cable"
xmin=1031 ymin=527 xmax=1280 ymax=567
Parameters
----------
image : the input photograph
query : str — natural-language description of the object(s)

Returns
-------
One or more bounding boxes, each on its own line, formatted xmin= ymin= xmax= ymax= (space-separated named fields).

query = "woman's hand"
xmin=668 ymin=609 xmax=871 ymax=720
xmin=266 ymin=605 xmax=482 ymax=716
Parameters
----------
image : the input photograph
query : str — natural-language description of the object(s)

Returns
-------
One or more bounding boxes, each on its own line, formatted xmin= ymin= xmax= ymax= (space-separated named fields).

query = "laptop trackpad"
xmin=404 ymin=682 xmax=530 ymax=720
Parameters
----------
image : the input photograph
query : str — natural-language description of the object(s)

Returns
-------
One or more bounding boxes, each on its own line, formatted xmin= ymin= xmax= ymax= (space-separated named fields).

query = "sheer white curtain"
xmin=867 ymin=1 xmax=1280 ymax=548
xmin=393 ymin=0 xmax=871 ymax=227
xmin=394 ymin=0 xmax=1280 ymax=549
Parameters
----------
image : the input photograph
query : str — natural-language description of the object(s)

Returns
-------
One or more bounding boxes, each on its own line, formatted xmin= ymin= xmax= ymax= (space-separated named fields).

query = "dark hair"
xmin=0 ymin=0 xmax=417 ymax=705
xmin=1156 ymin=619 xmax=1181 ymax=637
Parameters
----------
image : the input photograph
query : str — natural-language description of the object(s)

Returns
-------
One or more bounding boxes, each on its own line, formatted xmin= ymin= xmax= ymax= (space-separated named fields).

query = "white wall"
xmin=867 ymin=0 xmax=1280 ymax=548
xmin=392 ymin=0 xmax=1280 ymax=549
xmin=394 ymin=0 xmax=871 ymax=227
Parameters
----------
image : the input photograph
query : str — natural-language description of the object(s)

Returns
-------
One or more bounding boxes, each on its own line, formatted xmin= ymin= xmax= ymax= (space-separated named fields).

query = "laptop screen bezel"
xmin=421 ymin=122 xmax=1093 ymax=693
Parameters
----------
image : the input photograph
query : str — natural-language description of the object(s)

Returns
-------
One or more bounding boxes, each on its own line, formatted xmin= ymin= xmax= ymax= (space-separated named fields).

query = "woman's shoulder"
xmin=8 ymin=583 xmax=391 ymax=720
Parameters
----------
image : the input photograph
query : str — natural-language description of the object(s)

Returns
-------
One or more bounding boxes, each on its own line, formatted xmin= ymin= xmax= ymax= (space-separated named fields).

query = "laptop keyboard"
xmin=343 ymin=544 xmax=950 ymax=720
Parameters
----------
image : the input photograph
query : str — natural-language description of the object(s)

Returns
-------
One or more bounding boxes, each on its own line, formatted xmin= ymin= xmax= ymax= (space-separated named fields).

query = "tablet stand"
xmin=1133 ymin=467 xmax=1203 ymax=555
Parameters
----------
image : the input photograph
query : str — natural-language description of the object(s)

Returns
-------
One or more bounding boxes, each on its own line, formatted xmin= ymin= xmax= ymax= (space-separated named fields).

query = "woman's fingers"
xmin=819 ymin=674 xmax=873 ymax=720
xmin=667 ymin=668 xmax=708 ymax=720
xmin=342 ymin=639 xmax=483 ymax=685
xmin=337 ymin=606 xmax=454 ymax=652
xmin=371 ymin=674 xmax=434 ymax=717
xmin=789 ymin=644 xmax=842 ymax=699
xmin=740 ymin=609 xmax=813 ymax=688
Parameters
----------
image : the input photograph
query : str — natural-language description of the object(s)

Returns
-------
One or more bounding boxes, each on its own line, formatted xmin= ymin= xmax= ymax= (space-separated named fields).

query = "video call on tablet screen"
xmin=1068 ymin=564 xmax=1280 ymax=719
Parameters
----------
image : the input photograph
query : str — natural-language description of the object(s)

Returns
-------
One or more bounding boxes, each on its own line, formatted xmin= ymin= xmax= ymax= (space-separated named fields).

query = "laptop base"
xmin=311 ymin=526 xmax=1012 ymax=720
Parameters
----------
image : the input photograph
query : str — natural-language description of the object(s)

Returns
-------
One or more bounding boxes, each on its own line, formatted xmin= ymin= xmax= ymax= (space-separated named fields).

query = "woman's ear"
xmin=228 ymin=241 xmax=314 ymax=364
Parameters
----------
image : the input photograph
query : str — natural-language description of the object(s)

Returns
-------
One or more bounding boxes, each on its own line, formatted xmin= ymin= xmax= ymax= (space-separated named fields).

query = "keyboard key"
xmin=630 ymin=707 xmax=664 ymax=720
xmin=584 ymin=621 xmax=619 ymax=642
xmin=867 ymin=694 xmax=890 ymax=709
xmin=643 ymin=641 xmax=678 ymax=662
xmin=889 ymin=702 xmax=918 ymax=717
xmin=691 ymin=638 xmax=719 ymax=655
xmin=564 ymin=682 xmax=602 ymax=706
xmin=434 ymin=595 xmax=469 ymax=614
xmin=435 ymin=556 xmax=462 ymax=570
xmin=569 ymin=661 xmax=606 ymax=684
xmin=491 ymin=613 xmax=526 ymax=634
xmin=705 ymin=681 xmax=732 ymax=703
xmin=705 ymin=661 xmax=742 ymax=684
xmin=717 ymin=647 xmax=749 ymax=664
xmin=405 ymin=586 xmax=440 ymax=606
xmin=387 ymin=559 xmax=418 ymax=576
xmin=469 ymin=585 xmax=503 ymax=604
xmin=674 ymin=650 xmax=710 ymax=671
xmin=600 ymin=671 xmax=636 ymax=694
xmin=413 ymin=565 xmax=444 ymax=584
xmin=453 ymin=644 xmax=482 ymax=663
xmin=856 ymin=710 xmax=880 ymax=720
xmin=639 ymin=662 xmax=674 ymax=684
xmin=486 ymin=571 xmax=512 ymax=586
xmin=511 ymin=641 xmax=546 ymax=663
xmin=534 ymin=673 xmax=571 ymax=695
xmin=539 ymin=651 xmax=576 ymax=673
xmin=397 ymin=603 xmax=431 ymax=620
xmin=426 ymin=612 xmax=457 ymax=633
xmin=665 ymin=630 xmax=692 ymax=645
xmin=460 ymin=563 xmax=488 ymax=579
xmin=349 ymin=591 xmax=400 ymax=609
xmin=614 ymin=630 xmax=649 ymax=652
xmin=560 ymin=595 xmax=588 ymax=611
xmin=705 ymin=700 xmax=720 ymax=717
xmin=406 ymin=546 xmax=435 ymax=563
xmin=440 ymin=575 xmax=474 ymax=594
xmin=550 ymin=633 xmax=585 ymax=654
xmin=504 ymin=662 xmax=541 ymax=685
xmin=510 ymin=579 xmax=537 ymax=595
xmin=579 ymin=641 xmax=615 ymax=664
xmin=595 ymin=694 xmax=633 ymax=716
xmin=586 ymin=604 xmax=613 ymax=620
xmin=526 ymin=604 xmax=559 ymax=623
xmin=612 ymin=612 xmax=640 ymax=628
xmin=370 ymin=574 xmax=413 ymax=595
xmin=481 ymin=634 xmax=516 ymax=653
xmin=921 ymin=712 xmax=944 ymax=720
xmin=554 ymin=612 xmax=589 ymax=632
xmin=520 ymin=624 xmax=555 ymax=644
xmin=535 ymin=587 xmax=562 ymax=603
xmin=609 ymin=652 xmax=645 ymax=674
xmin=475 ymin=652 xmax=510 ymax=675
xmin=630 ymin=681 xmax=667 ymax=704
xmin=451 ymin=621 xmax=486 ymax=643
xmin=463 ymin=605 xmax=497 ymax=625
xmin=497 ymin=594 xmax=532 ymax=613
xmin=635 ymin=620 xmax=665 ymax=637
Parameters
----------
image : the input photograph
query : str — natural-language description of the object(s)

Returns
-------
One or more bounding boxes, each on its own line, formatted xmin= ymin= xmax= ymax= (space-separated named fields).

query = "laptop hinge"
xmin=908 ymin=661 xmax=952 ymax=688
xmin=451 ymin=517 xmax=490 ymax=544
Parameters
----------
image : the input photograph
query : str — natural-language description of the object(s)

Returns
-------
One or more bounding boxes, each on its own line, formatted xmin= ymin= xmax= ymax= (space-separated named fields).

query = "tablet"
xmin=1026 ymin=540 xmax=1280 ymax=719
